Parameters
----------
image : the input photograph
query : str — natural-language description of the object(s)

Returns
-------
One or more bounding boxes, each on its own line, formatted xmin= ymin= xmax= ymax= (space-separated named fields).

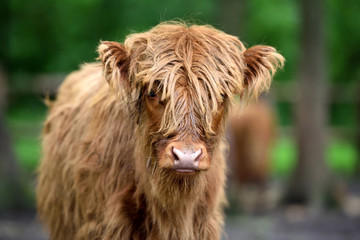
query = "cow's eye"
xmin=148 ymin=90 xmax=157 ymax=98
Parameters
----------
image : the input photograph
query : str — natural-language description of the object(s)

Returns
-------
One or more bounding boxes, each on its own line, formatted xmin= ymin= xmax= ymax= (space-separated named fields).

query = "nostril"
xmin=194 ymin=149 xmax=203 ymax=162
xmin=172 ymin=147 xmax=179 ymax=161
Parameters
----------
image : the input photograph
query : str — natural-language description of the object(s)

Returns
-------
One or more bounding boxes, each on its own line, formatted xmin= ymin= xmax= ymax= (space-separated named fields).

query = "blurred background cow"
xmin=226 ymin=98 xmax=277 ymax=213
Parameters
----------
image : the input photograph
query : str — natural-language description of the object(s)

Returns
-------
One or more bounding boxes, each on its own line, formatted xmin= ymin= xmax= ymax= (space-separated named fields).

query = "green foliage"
xmin=5 ymin=0 xmax=216 ymax=74
xmin=271 ymin=136 xmax=358 ymax=177
xmin=276 ymin=102 xmax=294 ymax=126
xmin=330 ymin=102 xmax=357 ymax=126
xmin=271 ymin=137 xmax=297 ymax=177
xmin=245 ymin=0 xmax=300 ymax=81
xmin=4 ymin=0 xmax=360 ymax=84
xmin=326 ymin=139 xmax=358 ymax=175
xmin=328 ymin=0 xmax=360 ymax=83
xmin=6 ymin=95 xmax=46 ymax=172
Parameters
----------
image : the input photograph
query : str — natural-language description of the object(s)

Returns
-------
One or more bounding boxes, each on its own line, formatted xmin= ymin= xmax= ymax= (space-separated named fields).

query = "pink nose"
xmin=172 ymin=147 xmax=202 ymax=172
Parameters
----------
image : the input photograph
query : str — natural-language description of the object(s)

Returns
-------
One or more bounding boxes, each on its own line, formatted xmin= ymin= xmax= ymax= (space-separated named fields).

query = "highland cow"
xmin=226 ymin=100 xmax=277 ymax=212
xmin=228 ymin=100 xmax=276 ymax=186
xmin=36 ymin=22 xmax=284 ymax=240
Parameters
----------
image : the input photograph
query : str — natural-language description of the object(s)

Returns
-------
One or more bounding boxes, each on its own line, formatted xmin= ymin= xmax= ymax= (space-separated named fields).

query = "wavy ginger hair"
xmin=98 ymin=22 xmax=284 ymax=136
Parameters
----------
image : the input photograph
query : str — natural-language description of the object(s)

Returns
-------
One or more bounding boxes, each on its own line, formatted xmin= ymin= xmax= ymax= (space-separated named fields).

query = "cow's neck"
xmin=144 ymin=189 xmax=208 ymax=240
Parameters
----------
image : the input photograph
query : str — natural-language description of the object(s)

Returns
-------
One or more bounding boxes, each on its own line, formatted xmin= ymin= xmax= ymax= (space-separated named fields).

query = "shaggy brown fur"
xmin=36 ymin=22 xmax=284 ymax=240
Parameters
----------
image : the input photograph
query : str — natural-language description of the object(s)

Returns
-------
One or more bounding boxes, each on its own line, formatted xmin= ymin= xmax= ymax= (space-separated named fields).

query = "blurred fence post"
xmin=285 ymin=0 xmax=329 ymax=208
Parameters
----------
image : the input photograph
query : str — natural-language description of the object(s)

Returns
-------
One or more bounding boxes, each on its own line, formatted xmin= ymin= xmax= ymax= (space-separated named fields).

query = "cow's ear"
xmin=243 ymin=45 xmax=284 ymax=99
xmin=97 ymin=41 xmax=130 ymax=93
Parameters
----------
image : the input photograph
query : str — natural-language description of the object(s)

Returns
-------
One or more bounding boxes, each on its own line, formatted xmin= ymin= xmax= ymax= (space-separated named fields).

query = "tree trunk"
xmin=285 ymin=0 xmax=328 ymax=208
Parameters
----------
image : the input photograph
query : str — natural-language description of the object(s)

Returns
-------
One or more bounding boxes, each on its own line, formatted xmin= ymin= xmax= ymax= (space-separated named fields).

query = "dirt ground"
xmin=1 ymin=209 xmax=359 ymax=240
xmin=225 ymin=209 xmax=360 ymax=240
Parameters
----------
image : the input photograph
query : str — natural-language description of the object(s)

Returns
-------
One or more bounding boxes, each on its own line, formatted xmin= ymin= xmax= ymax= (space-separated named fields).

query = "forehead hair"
xmin=124 ymin=22 xmax=248 ymax=135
